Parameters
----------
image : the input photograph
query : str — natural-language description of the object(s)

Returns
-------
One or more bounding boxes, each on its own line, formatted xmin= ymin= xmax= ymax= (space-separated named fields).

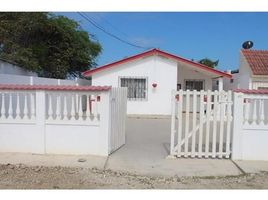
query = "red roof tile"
xmin=241 ymin=49 xmax=268 ymax=75
xmin=0 ymin=84 xmax=111 ymax=91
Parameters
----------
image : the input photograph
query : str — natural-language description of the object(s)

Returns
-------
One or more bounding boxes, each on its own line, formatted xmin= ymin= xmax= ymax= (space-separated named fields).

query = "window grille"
xmin=258 ymin=87 xmax=268 ymax=90
xmin=184 ymin=80 xmax=204 ymax=91
xmin=119 ymin=77 xmax=147 ymax=100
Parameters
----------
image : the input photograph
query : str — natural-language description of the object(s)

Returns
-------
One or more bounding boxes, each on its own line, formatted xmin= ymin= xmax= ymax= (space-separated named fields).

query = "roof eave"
xmin=83 ymin=49 xmax=232 ymax=79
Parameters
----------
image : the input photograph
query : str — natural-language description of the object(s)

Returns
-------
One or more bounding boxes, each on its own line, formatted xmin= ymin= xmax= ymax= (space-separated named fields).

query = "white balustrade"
xmin=15 ymin=93 xmax=20 ymax=119
xmin=8 ymin=93 xmax=13 ymax=119
xmin=0 ymin=91 xmax=36 ymax=121
xmin=1 ymin=93 xmax=5 ymax=119
xmin=242 ymin=94 xmax=268 ymax=127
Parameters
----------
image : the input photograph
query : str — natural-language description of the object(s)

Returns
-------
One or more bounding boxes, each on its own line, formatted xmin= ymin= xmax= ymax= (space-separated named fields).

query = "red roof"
xmin=83 ymin=48 xmax=232 ymax=79
xmin=233 ymin=89 xmax=268 ymax=94
xmin=0 ymin=84 xmax=111 ymax=91
xmin=241 ymin=49 xmax=268 ymax=75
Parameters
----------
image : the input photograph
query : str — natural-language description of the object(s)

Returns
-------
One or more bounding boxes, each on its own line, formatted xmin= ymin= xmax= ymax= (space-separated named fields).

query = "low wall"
xmin=0 ymin=85 xmax=113 ymax=156
xmin=232 ymin=89 xmax=268 ymax=160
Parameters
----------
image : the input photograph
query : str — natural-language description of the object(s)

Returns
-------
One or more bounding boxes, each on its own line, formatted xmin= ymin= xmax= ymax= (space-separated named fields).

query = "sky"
xmin=58 ymin=12 xmax=268 ymax=71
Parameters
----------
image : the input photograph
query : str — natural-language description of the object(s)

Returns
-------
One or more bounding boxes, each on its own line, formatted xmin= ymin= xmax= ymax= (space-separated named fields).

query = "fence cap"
xmin=233 ymin=89 xmax=268 ymax=94
xmin=0 ymin=84 xmax=112 ymax=91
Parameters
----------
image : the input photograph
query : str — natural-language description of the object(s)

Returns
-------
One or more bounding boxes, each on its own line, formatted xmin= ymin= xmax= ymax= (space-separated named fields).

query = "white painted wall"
xmin=0 ymin=89 xmax=127 ymax=156
xmin=0 ymin=74 xmax=91 ymax=86
xmin=239 ymin=53 xmax=253 ymax=89
xmin=177 ymin=62 xmax=213 ymax=90
xmin=232 ymin=92 xmax=268 ymax=160
xmin=251 ymin=77 xmax=268 ymax=89
xmin=0 ymin=60 xmax=37 ymax=76
xmin=92 ymin=55 xmax=215 ymax=115
xmin=92 ymin=55 xmax=178 ymax=115
xmin=223 ymin=52 xmax=258 ymax=90
xmin=223 ymin=72 xmax=239 ymax=91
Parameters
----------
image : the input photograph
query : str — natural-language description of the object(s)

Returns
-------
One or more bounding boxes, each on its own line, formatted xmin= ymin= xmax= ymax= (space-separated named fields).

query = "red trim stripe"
xmin=233 ymin=89 xmax=268 ymax=94
xmin=0 ymin=84 xmax=111 ymax=91
xmin=83 ymin=48 xmax=232 ymax=79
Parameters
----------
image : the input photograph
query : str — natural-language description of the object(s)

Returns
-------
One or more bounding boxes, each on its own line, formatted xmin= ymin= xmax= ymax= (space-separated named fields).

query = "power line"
xmin=95 ymin=13 xmax=129 ymax=38
xmin=77 ymin=12 xmax=150 ymax=50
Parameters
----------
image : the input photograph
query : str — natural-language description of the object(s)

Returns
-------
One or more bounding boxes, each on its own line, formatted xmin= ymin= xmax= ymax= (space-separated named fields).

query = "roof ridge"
xmin=241 ymin=49 xmax=268 ymax=52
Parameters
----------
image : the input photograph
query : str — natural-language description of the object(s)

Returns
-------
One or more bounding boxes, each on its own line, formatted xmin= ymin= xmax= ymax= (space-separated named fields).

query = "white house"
xmin=83 ymin=49 xmax=232 ymax=115
xmin=224 ymin=49 xmax=268 ymax=90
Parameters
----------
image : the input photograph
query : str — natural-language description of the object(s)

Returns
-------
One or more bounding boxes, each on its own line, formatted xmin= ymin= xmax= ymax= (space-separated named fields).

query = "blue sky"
xmin=58 ymin=12 xmax=268 ymax=71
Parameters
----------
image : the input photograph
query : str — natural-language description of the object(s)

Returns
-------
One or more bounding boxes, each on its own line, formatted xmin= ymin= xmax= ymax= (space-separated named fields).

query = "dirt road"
xmin=0 ymin=164 xmax=267 ymax=189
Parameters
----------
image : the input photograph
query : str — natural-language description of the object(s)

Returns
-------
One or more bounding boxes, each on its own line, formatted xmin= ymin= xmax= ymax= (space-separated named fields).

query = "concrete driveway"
xmin=106 ymin=117 xmax=242 ymax=177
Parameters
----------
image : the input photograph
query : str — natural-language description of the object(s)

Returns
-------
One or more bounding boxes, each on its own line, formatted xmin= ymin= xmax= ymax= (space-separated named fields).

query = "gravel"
xmin=0 ymin=163 xmax=268 ymax=189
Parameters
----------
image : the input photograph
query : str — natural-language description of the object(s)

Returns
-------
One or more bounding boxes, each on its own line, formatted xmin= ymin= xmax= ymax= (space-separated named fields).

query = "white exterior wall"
xmin=92 ymin=55 xmax=178 ymax=115
xmin=223 ymin=72 xmax=239 ymax=91
xmin=251 ymin=77 xmax=268 ymax=89
xmin=0 ymin=74 xmax=91 ymax=86
xmin=177 ymin=62 xmax=213 ymax=90
xmin=223 ymin=52 xmax=254 ymax=90
xmin=0 ymin=60 xmax=37 ymax=76
xmin=239 ymin=53 xmax=253 ymax=89
xmin=92 ymin=55 xmax=215 ymax=115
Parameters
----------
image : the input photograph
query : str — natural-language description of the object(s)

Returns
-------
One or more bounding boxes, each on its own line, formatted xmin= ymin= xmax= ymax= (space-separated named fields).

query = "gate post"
xmin=232 ymin=92 xmax=244 ymax=160
xmin=170 ymin=90 xmax=176 ymax=156
xmin=99 ymin=91 xmax=111 ymax=156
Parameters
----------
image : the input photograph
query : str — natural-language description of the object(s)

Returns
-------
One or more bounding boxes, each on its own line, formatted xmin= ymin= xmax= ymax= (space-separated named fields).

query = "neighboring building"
xmin=0 ymin=58 xmax=37 ymax=76
xmin=224 ymin=49 xmax=268 ymax=90
xmin=83 ymin=48 xmax=232 ymax=115
xmin=0 ymin=58 xmax=91 ymax=86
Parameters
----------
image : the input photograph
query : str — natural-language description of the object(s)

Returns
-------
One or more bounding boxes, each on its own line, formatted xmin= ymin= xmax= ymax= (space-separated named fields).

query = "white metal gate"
xmin=109 ymin=87 xmax=128 ymax=154
xmin=170 ymin=90 xmax=233 ymax=159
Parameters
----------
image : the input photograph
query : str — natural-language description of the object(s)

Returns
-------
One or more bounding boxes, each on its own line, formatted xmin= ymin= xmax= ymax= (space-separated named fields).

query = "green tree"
xmin=0 ymin=12 xmax=101 ymax=79
xmin=198 ymin=58 xmax=219 ymax=69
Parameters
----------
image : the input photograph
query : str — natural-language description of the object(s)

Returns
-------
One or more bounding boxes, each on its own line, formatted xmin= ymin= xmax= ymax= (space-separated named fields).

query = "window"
xmin=184 ymin=80 xmax=204 ymax=91
xmin=119 ymin=77 xmax=147 ymax=100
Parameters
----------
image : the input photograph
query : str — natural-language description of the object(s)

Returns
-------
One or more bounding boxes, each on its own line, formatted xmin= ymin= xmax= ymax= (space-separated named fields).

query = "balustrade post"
xmin=35 ymin=90 xmax=46 ymax=154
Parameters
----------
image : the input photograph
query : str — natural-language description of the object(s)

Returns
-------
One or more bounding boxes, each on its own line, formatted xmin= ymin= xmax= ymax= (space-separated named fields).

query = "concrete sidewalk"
xmin=0 ymin=118 xmax=268 ymax=178
xmin=0 ymin=152 xmax=107 ymax=169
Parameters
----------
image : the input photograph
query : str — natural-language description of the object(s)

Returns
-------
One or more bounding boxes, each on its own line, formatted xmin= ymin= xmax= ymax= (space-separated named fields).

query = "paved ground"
xmin=106 ymin=118 xmax=242 ymax=177
xmin=1 ymin=117 xmax=268 ymax=188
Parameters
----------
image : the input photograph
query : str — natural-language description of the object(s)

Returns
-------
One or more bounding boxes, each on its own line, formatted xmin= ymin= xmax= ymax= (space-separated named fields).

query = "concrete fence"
xmin=232 ymin=89 xmax=268 ymax=160
xmin=0 ymin=84 xmax=127 ymax=156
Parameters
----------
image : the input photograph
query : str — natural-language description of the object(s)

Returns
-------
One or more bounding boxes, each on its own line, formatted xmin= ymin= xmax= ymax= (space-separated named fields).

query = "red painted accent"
xmin=0 ymin=84 xmax=111 ymax=91
xmin=175 ymin=94 xmax=180 ymax=101
xmin=233 ymin=89 xmax=268 ymax=94
xmin=152 ymin=83 xmax=157 ymax=88
xmin=82 ymin=48 xmax=232 ymax=79
xmin=204 ymin=95 xmax=207 ymax=102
